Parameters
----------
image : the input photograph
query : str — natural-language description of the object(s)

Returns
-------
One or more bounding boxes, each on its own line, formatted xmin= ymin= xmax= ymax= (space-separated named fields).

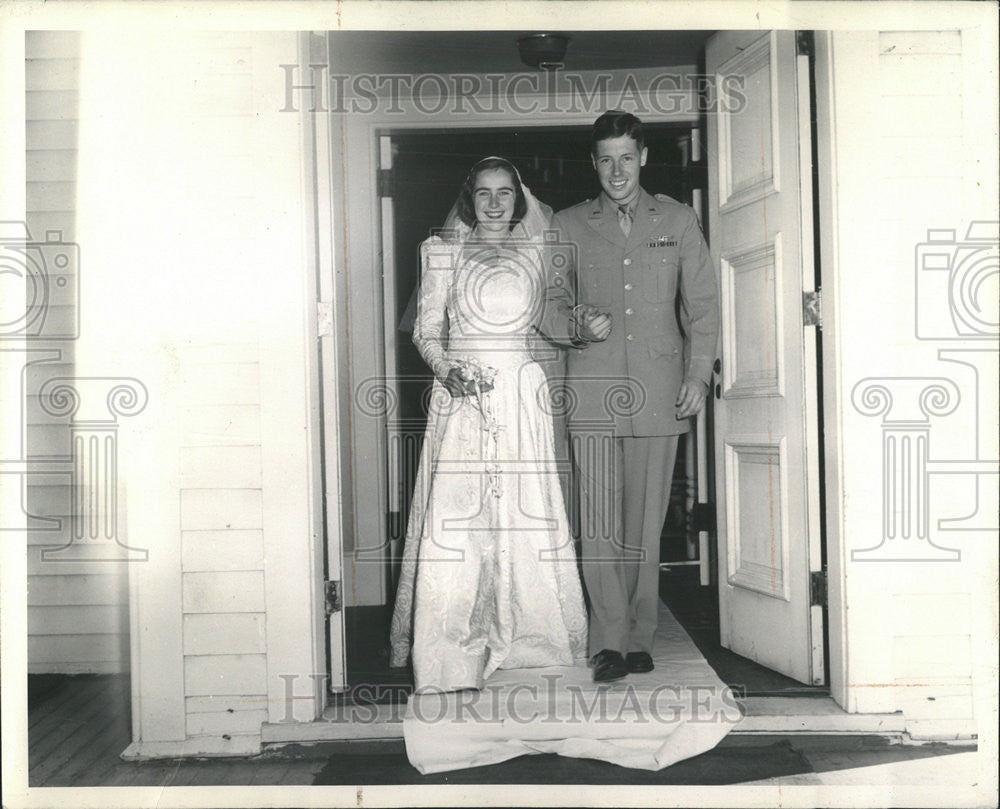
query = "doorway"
xmin=341 ymin=119 xmax=828 ymax=698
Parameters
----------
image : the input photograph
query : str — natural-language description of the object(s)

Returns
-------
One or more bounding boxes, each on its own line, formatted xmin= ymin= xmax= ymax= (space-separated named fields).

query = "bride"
xmin=389 ymin=157 xmax=588 ymax=692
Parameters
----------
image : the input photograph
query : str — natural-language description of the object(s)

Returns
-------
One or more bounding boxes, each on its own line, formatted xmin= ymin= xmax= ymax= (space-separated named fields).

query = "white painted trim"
xmin=258 ymin=31 xmax=325 ymax=725
xmin=812 ymin=30 xmax=850 ymax=712
xmin=258 ymin=697 xmax=910 ymax=744
xmin=122 ymin=735 xmax=262 ymax=760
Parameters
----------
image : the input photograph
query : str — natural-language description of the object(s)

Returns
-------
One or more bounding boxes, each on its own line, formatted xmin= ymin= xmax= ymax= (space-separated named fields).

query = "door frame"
xmin=316 ymin=32 xmax=849 ymax=709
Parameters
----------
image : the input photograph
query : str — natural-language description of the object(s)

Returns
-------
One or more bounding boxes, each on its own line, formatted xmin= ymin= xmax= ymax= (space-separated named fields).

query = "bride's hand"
xmin=443 ymin=368 xmax=493 ymax=397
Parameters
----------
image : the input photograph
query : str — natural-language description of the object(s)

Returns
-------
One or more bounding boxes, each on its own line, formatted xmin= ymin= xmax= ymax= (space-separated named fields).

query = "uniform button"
xmin=626 ymin=334 xmax=634 ymax=341
xmin=624 ymin=258 xmax=632 ymax=266
xmin=624 ymin=283 xmax=633 ymax=291
xmin=625 ymin=308 xmax=634 ymax=315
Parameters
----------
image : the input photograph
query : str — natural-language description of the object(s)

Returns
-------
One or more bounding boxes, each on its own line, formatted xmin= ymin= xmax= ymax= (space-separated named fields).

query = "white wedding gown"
xmin=389 ymin=235 xmax=588 ymax=692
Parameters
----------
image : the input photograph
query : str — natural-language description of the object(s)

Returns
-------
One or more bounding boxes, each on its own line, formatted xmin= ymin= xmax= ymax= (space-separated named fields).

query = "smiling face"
xmin=592 ymin=134 xmax=647 ymax=206
xmin=473 ymin=168 xmax=516 ymax=239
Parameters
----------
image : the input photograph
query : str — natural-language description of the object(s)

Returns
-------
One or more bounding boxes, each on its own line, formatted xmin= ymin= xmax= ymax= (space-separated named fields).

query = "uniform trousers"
xmin=572 ymin=432 xmax=679 ymax=656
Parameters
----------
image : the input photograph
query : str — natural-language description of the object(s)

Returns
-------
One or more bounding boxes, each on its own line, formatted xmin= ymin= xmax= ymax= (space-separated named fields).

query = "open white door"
xmin=706 ymin=31 xmax=825 ymax=685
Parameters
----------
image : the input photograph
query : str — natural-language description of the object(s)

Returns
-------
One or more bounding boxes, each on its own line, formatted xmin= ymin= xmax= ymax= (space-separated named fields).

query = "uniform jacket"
xmin=541 ymin=189 xmax=719 ymax=437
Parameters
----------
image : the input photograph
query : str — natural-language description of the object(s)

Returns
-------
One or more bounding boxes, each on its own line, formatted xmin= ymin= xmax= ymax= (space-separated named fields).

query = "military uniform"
xmin=543 ymin=188 xmax=719 ymax=657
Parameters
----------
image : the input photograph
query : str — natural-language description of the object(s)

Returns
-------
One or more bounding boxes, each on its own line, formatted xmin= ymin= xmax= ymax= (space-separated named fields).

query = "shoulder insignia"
xmin=654 ymin=193 xmax=677 ymax=203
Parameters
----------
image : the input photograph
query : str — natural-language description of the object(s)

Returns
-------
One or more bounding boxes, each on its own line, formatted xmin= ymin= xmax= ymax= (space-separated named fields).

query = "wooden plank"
xmin=28 ymin=604 xmax=129 ymax=636
xmin=27 ymin=573 xmax=127 ymax=606
xmin=178 ymin=405 xmax=261 ymax=447
xmin=187 ymin=708 xmax=268 ymax=736
xmin=182 ymin=571 xmax=265 ymax=613
xmin=29 ymin=675 xmax=105 ymax=730
xmin=19 ymin=303 xmax=79 ymax=342
xmin=24 ymin=211 xmax=77 ymax=242
xmin=249 ymin=759 xmax=290 ymax=785
xmin=184 ymin=654 xmax=267 ymax=697
xmin=29 ymin=675 xmax=126 ymax=761
xmin=26 ymin=90 xmax=79 ymax=122
xmin=179 ymin=489 xmax=262 ymax=531
xmin=211 ymin=759 xmax=262 ymax=786
xmin=27 ymin=180 xmax=76 ymax=213
xmin=27 ymin=150 xmax=78 ymax=182
xmin=181 ymin=529 xmax=264 ymax=572
xmin=30 ymin=711 xmax=119 ymax=786
xmin=25 ymin=424 xmax=73 ymax=458
xmin=25 ymin=59 xmax=81 ymax=92
xmin=179 ymin=445 xmax=262 ymax=489
xmin=186 ymin=695 xmax=268 ymax=713
xmin=24 ymin=482 xmax=71 ymax=517
xmin=28 ymin=633 xmax=128 ymax=665
xmin=183 ymin=613 xmax=265 ymax=655
xmin=178 ymin=362 xmax=260 ymax=406
xmin=25 ymin=31 xmax=82 ymax=59
xmin=50 ymin=713 xmax=131 ymax=786
xmin=280 ymin=760 xmax=323 ymax=784
xmin=23 ymin=359 xmax=75 ymax=389
xmin=26 ymin=120 xmax=79 ymax=151
xmin=28 ymin=660 xmax=128 ymax=675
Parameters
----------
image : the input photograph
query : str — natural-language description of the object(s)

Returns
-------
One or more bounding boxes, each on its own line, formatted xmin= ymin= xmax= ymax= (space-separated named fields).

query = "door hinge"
xmin=377 ymin=168 xmax=394 ymax=198
xmin=803 ymin=289 xmax=822 ymax=329
xmin=325 ymin=580 xmax=342 ymax=615
xmin=317 ymin=301 xmax=333 ymax=338
xmin=810 ymin=569 xmax=827 ymax=607
xmin=796 ymin=30 xmax=815 ymax=57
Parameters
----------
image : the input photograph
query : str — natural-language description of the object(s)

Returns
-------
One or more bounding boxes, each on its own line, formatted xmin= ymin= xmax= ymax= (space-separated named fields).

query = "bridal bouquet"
xmin=453 ymin=358 xmax=503 ymax=498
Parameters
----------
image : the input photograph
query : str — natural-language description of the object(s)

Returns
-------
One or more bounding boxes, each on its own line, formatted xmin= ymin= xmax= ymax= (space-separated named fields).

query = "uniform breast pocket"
xmin=642 ymin=250 xmax=679 ymax=303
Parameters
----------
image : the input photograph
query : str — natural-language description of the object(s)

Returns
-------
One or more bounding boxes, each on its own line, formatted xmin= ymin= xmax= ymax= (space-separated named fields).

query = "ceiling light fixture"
xmin=517 ymin=34 xmax=571 ymax=70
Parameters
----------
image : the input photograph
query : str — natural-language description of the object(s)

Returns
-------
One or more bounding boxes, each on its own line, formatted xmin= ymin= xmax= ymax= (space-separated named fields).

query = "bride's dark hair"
xmin=453 ymin=157 xmax=528 ymax=231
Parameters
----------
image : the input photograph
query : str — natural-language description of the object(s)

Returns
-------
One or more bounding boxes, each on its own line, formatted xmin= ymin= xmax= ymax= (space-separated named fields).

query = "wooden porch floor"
xmin=27 ymin=674 xmax=340 ymax=787
xmin=28 ymin=674 xmax=975 ymax=788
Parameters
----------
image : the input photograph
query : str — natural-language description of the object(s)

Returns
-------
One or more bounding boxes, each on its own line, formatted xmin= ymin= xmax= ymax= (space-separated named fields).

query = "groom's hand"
xmin=577 ymin=305 xmax=612 ymax=342
xmin=675 ymin=377 xmax=709 ymax=419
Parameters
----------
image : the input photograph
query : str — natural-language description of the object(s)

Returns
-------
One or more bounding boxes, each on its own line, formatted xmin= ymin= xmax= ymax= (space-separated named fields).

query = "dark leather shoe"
xmin=625 ymin=651 xmax=654 ymax=674
xmin=590 ymin=649 xmax=627 ymax=682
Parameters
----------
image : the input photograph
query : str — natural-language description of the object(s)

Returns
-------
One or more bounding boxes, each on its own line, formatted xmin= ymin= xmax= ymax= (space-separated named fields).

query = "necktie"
xmin=617 ymin=204 xmax=633 ymax=237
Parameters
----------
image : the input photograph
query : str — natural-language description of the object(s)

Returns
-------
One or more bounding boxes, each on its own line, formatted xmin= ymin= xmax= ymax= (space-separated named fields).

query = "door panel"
xmin=707 ymin=30 xmax=824 ymax=685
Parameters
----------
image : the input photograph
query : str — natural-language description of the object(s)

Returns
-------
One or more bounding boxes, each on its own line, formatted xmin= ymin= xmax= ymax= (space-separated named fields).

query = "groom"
xmin=543 ymin=111 xmax=719 ymax=682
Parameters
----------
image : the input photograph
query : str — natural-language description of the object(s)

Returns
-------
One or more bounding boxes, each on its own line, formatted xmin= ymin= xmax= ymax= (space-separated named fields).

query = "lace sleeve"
xmin=412 ymin=237 xmax=455 ymax=381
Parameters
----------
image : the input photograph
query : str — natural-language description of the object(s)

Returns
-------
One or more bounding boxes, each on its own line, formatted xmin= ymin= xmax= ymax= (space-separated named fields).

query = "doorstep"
xmin=260 ymin=696 xmax=905 ymax=744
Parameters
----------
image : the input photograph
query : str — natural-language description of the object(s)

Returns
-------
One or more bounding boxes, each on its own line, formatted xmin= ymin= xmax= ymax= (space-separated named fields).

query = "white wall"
xmin=71 ymin=30 xmax=322 ymax=756
xmin=819 ymin=27 xmax=998 ymax=738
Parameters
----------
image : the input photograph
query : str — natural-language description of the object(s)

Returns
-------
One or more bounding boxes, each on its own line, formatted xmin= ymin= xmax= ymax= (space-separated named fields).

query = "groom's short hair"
xmin=591 ymin=110 xmax=644 ymax=154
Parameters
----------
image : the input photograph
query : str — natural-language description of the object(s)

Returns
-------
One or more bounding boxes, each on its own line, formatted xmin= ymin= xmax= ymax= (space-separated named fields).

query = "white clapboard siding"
xmin=177 ymin=344 xmax=267 ymax=731
xmin=184 ymin=654 xmax=268 ymax=698
xmin=182 ymin=571 xmax=266 ymax=614
xmin=24 ymin=33 xmax=123 ymax=675
xmin=181 ymin=530 xmax=265 ymax=572
xmin=187 ymin=709 xmax=270 ymax=737
xmin=183 ymin=613 xmax=266 ymax=656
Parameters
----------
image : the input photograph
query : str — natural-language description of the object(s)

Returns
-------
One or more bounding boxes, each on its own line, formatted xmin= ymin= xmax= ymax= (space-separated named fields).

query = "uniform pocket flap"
xmin=647 ymin=335 xmax=681 ymax=359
